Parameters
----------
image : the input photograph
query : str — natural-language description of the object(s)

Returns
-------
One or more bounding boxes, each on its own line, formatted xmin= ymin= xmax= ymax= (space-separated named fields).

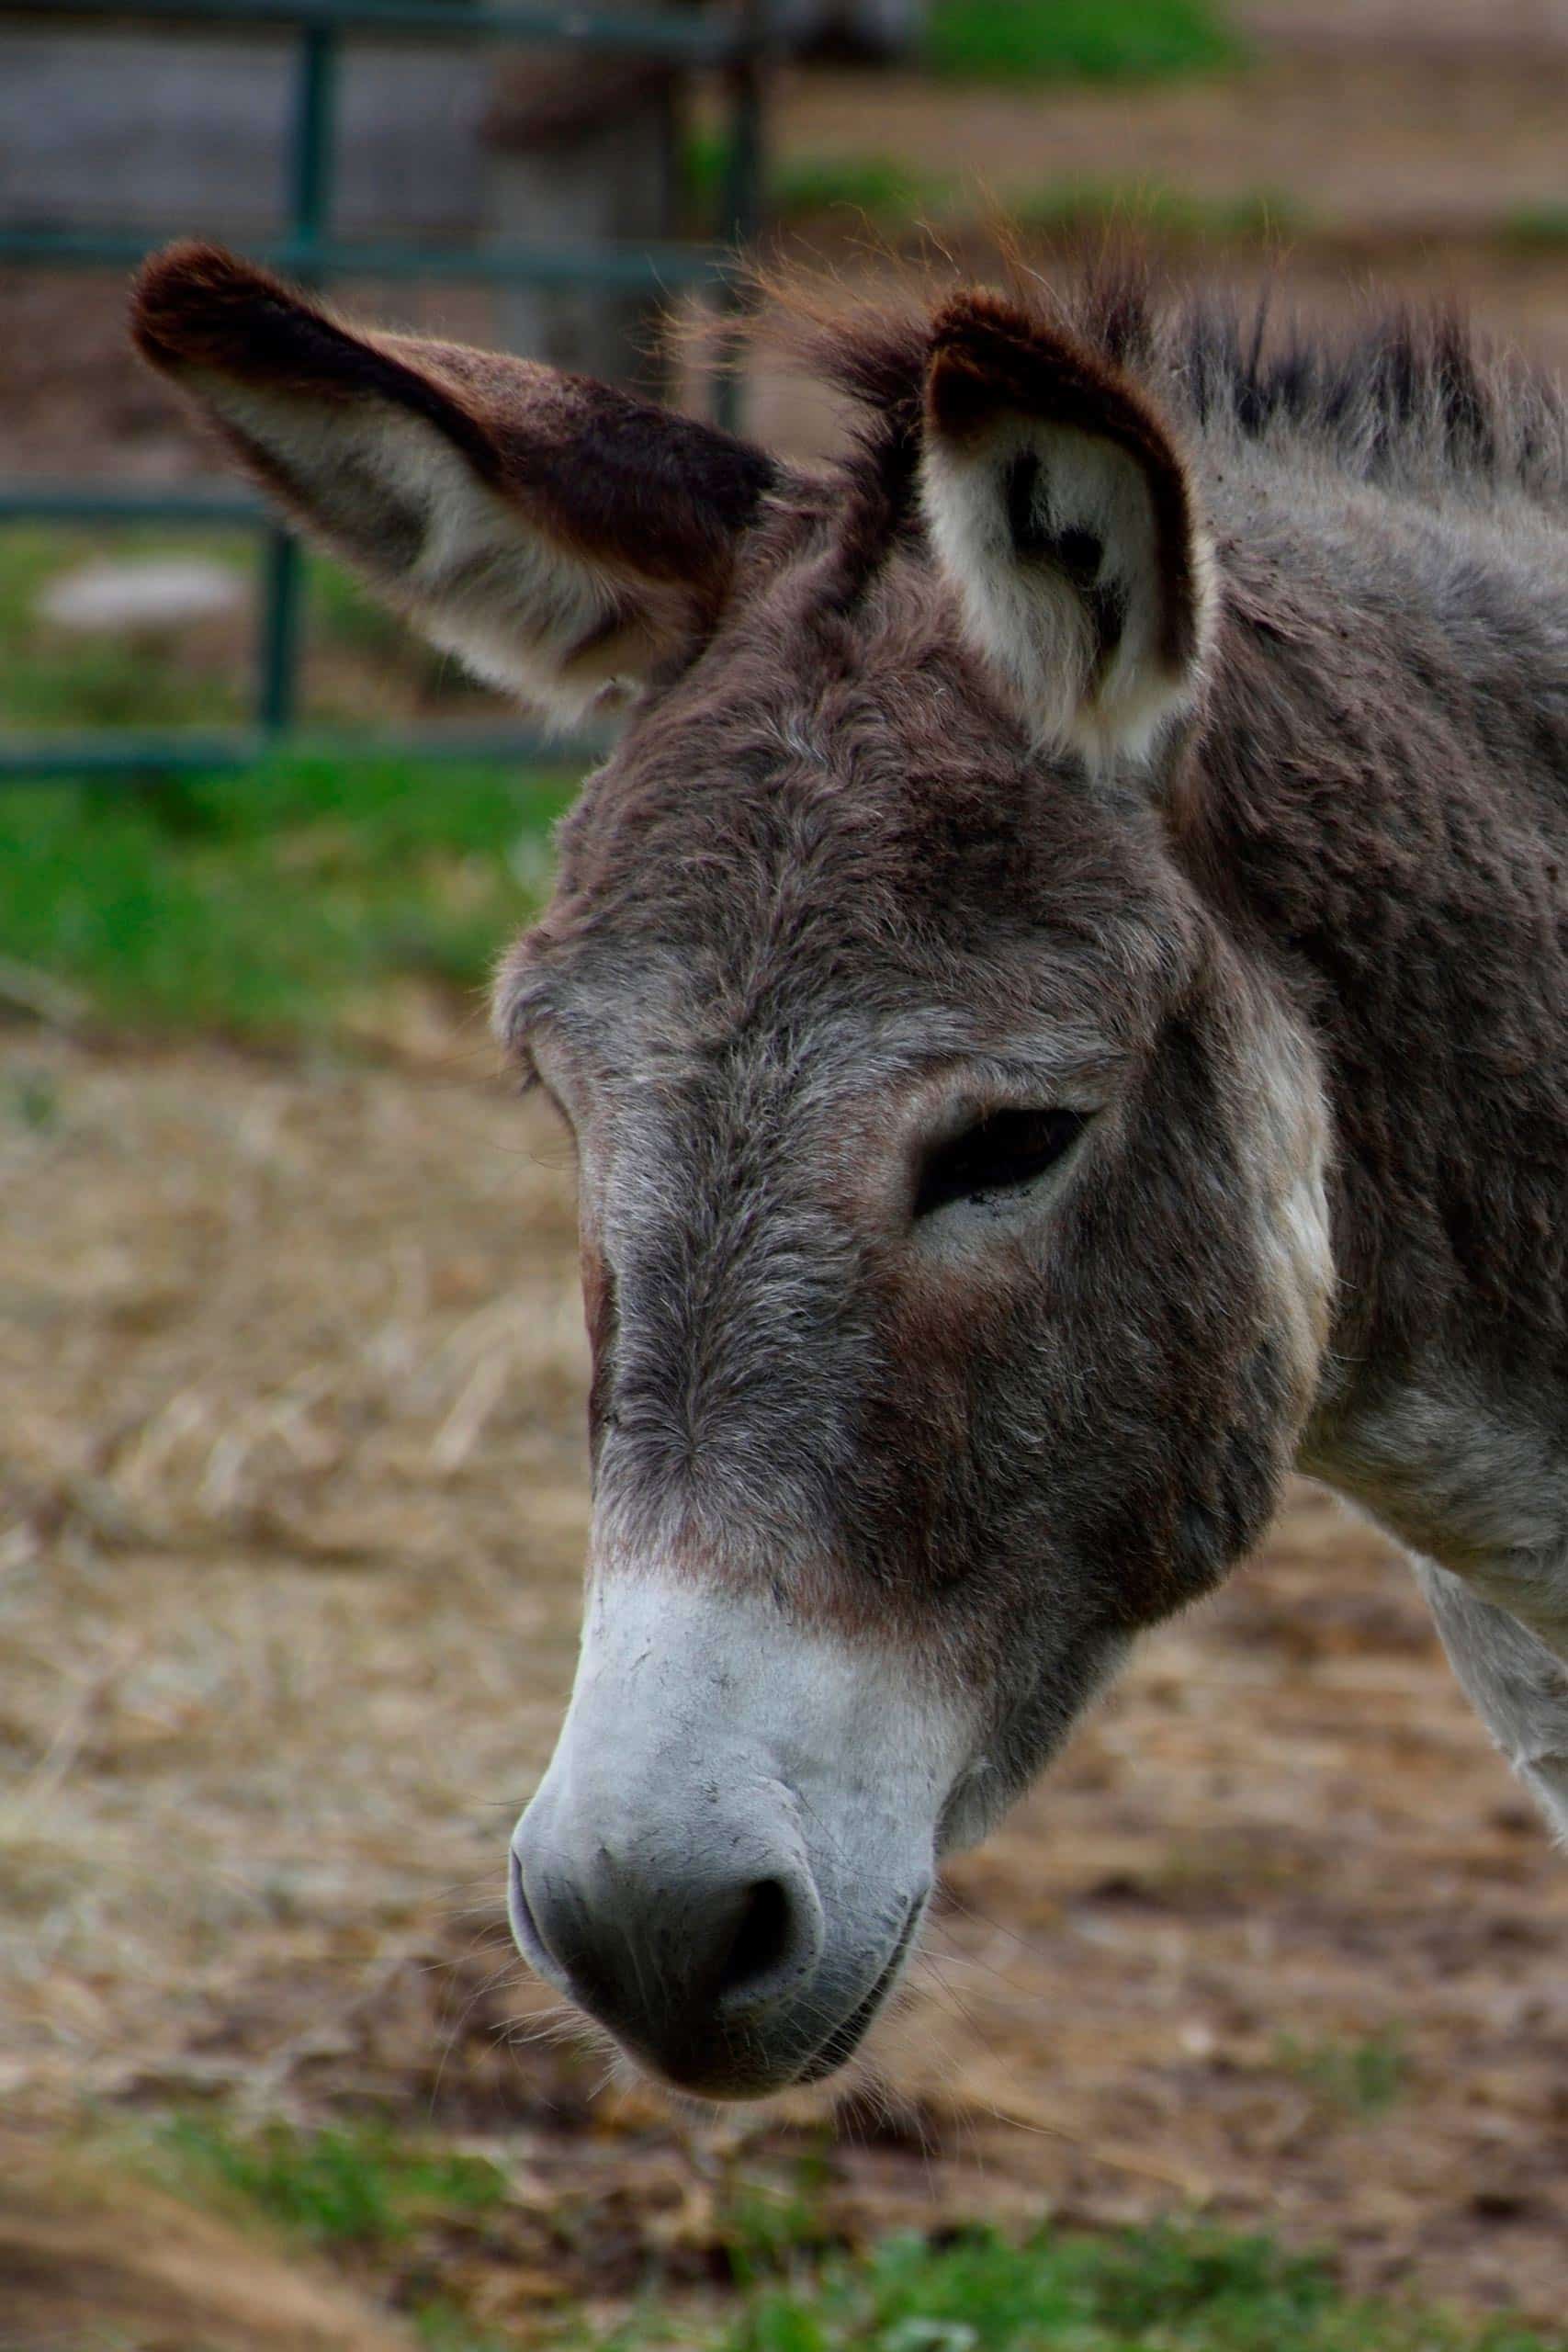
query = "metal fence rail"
xmin=0 ymin=0 xmax=764 ymax=780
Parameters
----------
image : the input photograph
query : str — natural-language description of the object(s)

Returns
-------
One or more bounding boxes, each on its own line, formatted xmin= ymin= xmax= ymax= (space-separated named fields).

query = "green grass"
xmin=0 ymin=524 xmax=577 ymax=1044
xmin=139 ymin=2116 xmax=1562 ymax=2352
xmin=4 ymin=1061 xmax=63 ymax=1133
xmin=1501 ymin=203 xmax=1568 ymax=251
xmin=771 ymin=153 xmax=950 ymax=223
xmin=1274 ymin=2027 xmax=1411 ymax=2120
xmin=0 ymin=523 xmax=581 ymax=1041
xmin=161 ymin=2113 xmax=507 ymax=2249
xmin=595 ymin=2225 xmax=1562 ymax=2352
xmin=685 ymin=132 xmax=946 ymax=226
xmin=0 ymin=756 xmax=576 ymax=1041
xmin=924 ymin=0 xmax=1241 ymax=85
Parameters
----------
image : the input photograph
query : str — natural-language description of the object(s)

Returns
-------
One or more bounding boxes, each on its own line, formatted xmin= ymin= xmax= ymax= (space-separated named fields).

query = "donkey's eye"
xmin=914 ymin=1108 xmax=1088 ymax=1218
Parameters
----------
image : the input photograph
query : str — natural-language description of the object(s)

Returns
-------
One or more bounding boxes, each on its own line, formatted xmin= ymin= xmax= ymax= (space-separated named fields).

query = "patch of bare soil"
xmin=1239 ymin=0 xmax=1568 ymax=61
xmin=4 ymin=1030 xmax=1567 ymax=2329
xmin=776 ymin=47 xmax=1568 ymax=241
xmin=0 ymin=2123 xmax=412 ymax=2352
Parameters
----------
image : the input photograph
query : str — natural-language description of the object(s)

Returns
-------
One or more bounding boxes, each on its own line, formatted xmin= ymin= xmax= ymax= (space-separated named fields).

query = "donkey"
xmin=133 ymin=243 xmax=1568 ymax=2101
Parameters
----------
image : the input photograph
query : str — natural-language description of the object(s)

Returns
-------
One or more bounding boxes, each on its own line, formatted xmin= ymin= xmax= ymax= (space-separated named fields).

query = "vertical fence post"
xmin=257 ymin=18 xmax=338 ymax=737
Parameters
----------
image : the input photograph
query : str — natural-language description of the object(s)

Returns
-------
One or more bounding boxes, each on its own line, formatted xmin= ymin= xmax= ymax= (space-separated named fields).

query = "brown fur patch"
xmin=130 ymin=242 xmax=779 ymax=599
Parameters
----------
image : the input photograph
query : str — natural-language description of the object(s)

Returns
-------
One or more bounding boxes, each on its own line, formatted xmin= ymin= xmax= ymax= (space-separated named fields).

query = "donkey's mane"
xmin=761 ymin=259 xmax=1568 ymax=515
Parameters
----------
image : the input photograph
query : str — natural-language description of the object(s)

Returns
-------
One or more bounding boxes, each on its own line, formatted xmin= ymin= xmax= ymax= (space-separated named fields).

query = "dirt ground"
xmin=4 ymin=1024 xmax=1568 ymax=2330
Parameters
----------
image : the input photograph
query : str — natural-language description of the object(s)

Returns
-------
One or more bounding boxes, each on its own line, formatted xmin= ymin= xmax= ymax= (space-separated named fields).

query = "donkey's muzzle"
xmin=509 ymin=1798 xmax=832 ymax=2096
xmin=504 ymin=1576 xmax=965 ymax=2098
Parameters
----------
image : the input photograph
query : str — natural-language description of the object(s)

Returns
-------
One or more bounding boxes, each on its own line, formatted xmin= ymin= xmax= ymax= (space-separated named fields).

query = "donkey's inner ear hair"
xmin=919 ymin=290 xmax=1213 ymax=770
xmin=130 ymin=242 xmax=784 ymax=728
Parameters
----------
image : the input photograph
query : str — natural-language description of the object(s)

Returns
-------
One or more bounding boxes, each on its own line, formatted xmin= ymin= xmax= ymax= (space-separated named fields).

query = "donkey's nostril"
xmin=710 ymin=1871 xmax=822 ymax=2020
xmin=716 ymin=1877 xmax=793 ymax=2003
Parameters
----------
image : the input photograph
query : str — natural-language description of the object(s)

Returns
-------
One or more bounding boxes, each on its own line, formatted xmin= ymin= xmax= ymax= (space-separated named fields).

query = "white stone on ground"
xmin=39 ymin=558 xmax=248 ymax=635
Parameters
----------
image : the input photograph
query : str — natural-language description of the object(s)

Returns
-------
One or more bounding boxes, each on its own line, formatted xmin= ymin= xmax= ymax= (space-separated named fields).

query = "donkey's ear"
xmin=131 ymin=243 xmax=781 ymax=723
xmin=921 ymin=291 xmax=1212 ymax=768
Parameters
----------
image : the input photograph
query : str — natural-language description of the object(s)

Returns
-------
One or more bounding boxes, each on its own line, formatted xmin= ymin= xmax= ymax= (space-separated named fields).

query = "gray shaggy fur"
xmin=132 ymin=246 xmax=1568 ymax=2095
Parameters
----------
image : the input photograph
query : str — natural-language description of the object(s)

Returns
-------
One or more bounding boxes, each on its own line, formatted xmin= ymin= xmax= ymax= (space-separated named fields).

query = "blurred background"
xmin=3 ymin=6 xmax=1568 ymax=2349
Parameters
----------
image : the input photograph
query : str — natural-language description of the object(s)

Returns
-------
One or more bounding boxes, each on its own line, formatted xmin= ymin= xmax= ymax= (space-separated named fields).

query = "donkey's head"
xmin=135 ymin=248 xmax=1334 ymax=2098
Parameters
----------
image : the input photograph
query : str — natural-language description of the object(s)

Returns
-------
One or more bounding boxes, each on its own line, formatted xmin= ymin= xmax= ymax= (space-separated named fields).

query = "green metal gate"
xmin=0 ymin=0 xmax=764 ymax=780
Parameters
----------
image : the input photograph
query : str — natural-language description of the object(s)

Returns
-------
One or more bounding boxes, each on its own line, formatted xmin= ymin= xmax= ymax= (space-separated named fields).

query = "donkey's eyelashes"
xmin=913 ymin=1107 xmax=1089 ymax=1219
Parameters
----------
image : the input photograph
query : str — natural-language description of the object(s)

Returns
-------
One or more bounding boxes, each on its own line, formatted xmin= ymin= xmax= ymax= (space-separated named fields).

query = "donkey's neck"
xmin=1196 ymin=478 xmax=1568 ymax=1630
